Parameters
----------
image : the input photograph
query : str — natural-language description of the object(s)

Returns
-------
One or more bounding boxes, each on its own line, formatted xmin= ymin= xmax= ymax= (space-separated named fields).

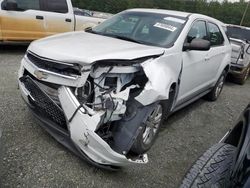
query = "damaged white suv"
xmin=18 ymin=9 xmax=231 ymax=169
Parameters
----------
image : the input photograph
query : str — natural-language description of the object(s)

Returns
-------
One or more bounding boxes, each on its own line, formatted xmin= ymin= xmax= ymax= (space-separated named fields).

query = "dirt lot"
xmin=0 ymin=45 xmax=250 ymax=188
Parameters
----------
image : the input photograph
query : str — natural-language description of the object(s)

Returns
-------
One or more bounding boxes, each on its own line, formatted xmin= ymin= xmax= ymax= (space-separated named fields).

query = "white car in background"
xmin=227 ymin=24 xmax=250 ymax=85
xmin=18 ymin=9 xmax=231 ymax=169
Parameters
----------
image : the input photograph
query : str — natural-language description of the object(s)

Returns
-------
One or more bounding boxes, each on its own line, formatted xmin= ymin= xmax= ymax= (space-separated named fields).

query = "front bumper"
xmin=230 ymin=60 xmax=249 ymax=77
xmin=18 ymin=72 xmax=148 ymax=169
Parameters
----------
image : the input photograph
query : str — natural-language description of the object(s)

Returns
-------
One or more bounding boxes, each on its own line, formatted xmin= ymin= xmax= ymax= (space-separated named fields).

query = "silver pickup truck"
xmin=227 ymin=25 xmax=250 ymax=85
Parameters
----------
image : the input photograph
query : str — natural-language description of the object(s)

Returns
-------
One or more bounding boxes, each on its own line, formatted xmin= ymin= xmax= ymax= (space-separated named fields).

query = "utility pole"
xmin=240 ymin=0 xmax=250 ymax=26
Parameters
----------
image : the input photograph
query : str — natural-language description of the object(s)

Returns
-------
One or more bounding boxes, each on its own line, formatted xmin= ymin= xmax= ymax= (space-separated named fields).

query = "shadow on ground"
xmin=0 ymin=44 xmax=28 ymax=54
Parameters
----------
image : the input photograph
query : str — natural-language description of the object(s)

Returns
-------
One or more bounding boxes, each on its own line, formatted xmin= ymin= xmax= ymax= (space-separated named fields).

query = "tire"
xmin=206 ymin=70 xmax=227 ymax=101
xmin=131 ymin=102 xmax=166 ymax=154
xmin=180 ymin=143 xmax=236 ymax=188
xmin=232 ymin=66 xmax=250 ymax=85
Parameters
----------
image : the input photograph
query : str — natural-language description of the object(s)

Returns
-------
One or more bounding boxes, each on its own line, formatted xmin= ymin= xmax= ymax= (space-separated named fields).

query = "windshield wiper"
xmin=85 ymin=27 xmax=100 ymax=35
xmin=85 ymin=30 xmax=146 ymax=45
xmin=109 ymin=35 xmax=144 ymax=44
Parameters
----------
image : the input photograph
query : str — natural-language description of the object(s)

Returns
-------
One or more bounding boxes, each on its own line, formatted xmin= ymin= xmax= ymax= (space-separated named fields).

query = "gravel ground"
xmin=0 ymin=45 xmax=250 ymax=188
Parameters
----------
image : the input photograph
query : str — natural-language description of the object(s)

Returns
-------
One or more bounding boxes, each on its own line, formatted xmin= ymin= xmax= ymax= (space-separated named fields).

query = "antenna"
xmin=240 ymin=0 xmax=250 ymax=26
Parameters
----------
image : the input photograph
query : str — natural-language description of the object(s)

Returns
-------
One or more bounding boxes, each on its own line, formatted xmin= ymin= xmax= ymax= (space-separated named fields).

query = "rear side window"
xmin=186 ymin=21 xmax=208 ymax=43
xmin=208 ymin=22 xmax=224 ymax=46
xmin=44 ymin=0 xmax=68 ymax=13
xmin=15 ymin=0 xmax=40 ymax=11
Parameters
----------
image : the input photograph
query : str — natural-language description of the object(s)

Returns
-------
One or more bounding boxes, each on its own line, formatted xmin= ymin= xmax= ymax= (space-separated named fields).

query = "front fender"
xmin=135 ymin=54 xmax=181 ymax=106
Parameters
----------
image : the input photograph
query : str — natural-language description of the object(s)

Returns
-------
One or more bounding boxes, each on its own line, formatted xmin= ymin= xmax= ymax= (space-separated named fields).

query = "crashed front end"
xmin=230 ymin=38 xmax=250 ymax=76
xmin=18 ymin=51 xmax=163 ymax=168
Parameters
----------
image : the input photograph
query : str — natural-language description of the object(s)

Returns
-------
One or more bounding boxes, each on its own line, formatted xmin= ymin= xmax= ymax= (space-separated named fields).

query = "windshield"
xmin=227 ymin=26 xmax=250 ymax=41
xmin=91 ymin=11 xmax=187 ymax=48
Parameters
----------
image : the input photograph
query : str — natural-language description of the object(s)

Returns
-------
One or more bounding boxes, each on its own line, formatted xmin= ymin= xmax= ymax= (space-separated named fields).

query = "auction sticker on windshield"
xmin=154 ymin=23 xmax=177 ymax=32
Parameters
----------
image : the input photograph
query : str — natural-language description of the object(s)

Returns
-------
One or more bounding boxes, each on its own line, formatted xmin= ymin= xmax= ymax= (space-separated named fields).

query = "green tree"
xmin=72 ymin=0 xmax=250 ymax=27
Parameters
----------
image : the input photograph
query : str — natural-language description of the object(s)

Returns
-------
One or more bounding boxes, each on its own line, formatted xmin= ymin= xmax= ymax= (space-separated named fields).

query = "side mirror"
xmin=183 ymin=38 xmax=211 ymax=51
xmin=2 ymin=0 xmax=18 ymax=11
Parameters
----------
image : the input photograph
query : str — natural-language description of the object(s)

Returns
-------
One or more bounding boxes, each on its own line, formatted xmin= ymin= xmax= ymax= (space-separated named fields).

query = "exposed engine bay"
xmin=18 ymin=51 xmax=167 ymax=168
xmin=71 ymin=61 xmax=149 ymax=152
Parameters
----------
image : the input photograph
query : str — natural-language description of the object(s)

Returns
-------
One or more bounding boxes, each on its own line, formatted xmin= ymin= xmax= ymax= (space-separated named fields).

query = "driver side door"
xmin=1 ymin=0 xmax=46 ymax=41
xmin=177 ymin=20 xmax=211 ymax=104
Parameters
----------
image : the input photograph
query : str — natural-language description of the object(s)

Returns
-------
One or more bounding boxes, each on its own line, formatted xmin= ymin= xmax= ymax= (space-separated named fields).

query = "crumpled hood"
xmin=28 ymin=31 xmax=165 ymax=65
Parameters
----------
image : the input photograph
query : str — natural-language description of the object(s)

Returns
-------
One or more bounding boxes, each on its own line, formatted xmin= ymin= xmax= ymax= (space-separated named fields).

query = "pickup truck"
xmin=227 ymin=24 xmax=250 ymax=85
xmin=0 ymin=0 xmax=104 ymax=42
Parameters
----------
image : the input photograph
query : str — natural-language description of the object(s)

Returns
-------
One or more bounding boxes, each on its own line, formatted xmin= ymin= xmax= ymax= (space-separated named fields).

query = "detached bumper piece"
xmin=19 ymin=76 xmax=148 ymax=169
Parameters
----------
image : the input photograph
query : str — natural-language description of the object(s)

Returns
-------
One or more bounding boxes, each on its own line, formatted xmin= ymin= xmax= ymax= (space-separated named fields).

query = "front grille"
xmin=20 ymin=76 xmax=67 ymax=129
xmin=27 ymin=51 xmax=82 ymax=76
xmin=23 ymin=69 xmax=61 ymax=104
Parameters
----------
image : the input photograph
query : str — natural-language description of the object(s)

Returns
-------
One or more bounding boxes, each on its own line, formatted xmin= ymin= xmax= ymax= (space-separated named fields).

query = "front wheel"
xmin=206 ymin=70 xmax=227 ymax=101
xmin=131 ymin=103 xmax=165 ymax=155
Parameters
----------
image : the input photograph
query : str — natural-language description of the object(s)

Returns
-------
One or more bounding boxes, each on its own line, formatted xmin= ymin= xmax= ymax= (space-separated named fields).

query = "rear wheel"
xmin=180 ymin=143 xmax=236 ymax=188
xmin=206 ymin=70 xmax=227 ymax=101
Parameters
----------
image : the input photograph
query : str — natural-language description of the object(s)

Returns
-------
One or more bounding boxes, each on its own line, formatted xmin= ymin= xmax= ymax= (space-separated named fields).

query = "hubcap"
xmin=215 ymin=75 xmax=225 ymax=98
xmin=142 ymin=104 xmax=163 ymax=145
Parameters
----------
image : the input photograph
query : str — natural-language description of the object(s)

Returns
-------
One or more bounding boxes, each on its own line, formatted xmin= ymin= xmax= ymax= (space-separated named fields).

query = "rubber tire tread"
xmin=180 ymin=143 xmax=236 ymax=188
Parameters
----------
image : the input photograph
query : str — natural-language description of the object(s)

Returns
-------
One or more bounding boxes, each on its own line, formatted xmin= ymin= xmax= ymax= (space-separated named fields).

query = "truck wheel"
xmin=206 ymin=70 xmax=226 ymax=101
xmin=180 ymin=143 xmax=236 ymax=188
xmin=131 ymin=103 xmax=165 ymax=154
xmin=233 ymin=66 xmax=250 ymax=85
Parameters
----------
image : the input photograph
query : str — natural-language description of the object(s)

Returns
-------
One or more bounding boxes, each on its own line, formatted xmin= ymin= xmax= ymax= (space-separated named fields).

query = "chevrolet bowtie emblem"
xmin=34 ymin=70 xmax=48 ymax=80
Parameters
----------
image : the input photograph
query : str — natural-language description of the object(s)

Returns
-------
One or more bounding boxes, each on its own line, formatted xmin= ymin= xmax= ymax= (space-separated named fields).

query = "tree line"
xmin=72 ymin=0 xmax=250 ymax=27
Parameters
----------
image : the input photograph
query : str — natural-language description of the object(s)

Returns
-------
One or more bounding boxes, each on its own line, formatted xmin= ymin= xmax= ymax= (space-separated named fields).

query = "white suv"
xmin=18 ymin=9 xmax=231 ymax=169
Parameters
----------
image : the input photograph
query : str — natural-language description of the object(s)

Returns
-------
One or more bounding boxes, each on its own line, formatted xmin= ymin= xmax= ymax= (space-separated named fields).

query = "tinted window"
xmin=45 ymin=0 xmax=68 ymax=13
xmin=187 ymin=21 xmax=208 ymax=43
xmin=208 ymin=22 xmax=224 ymax=46
xmin=15 ymin=0 xmax=40 ymax=11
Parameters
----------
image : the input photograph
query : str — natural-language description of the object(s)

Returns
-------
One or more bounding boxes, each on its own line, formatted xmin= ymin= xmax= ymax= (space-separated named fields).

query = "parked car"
xmin=18 ymin=9 xmax=231 ymax=169
xmin=181 ymin=103 xmax=250 ymax=188
xmin=227 ymin=24 xmax=250 ymax=85
xmin=0 ymin=0 xmax=104 ymax=42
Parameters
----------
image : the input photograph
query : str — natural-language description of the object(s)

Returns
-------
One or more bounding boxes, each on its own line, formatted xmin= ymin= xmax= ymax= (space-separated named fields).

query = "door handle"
xmin=205 ymin=56 xmax=210 ymax=61
xmin=65 ymin=18 xmax=72 ymax=22
xmin=36 ymin=15 xmax=44 ymax=20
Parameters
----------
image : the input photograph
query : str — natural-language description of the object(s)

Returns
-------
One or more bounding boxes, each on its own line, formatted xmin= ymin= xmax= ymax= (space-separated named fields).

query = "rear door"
xmin=42 ymin=0 xmax=74 ymax=36
xmin=0 ymin=0 xmax=46 ymax=41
